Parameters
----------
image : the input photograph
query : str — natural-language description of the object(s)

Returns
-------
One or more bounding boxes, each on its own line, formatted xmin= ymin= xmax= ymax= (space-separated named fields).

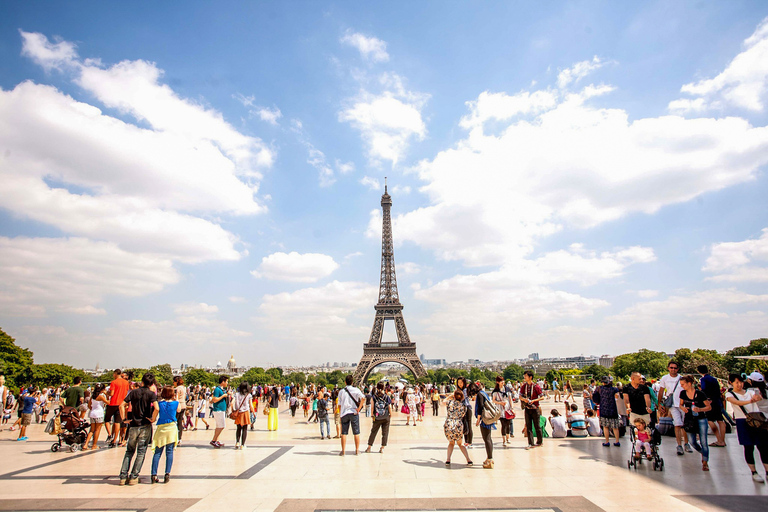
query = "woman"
xmin=232 ymin=382 xmax=253 ymax=449
xmin=83 ymin=384 xmax=108 ymax=450
xmin=173 ymin=376 xmax=186 ymax=444
xmin=726 ymin=373 xmax=768 ymax=482
xmin=365 ymin=382 xmax=391 ymax=453
xmin=456 ymin=377 xmax=473 ymax=446
xmin=151 ymin=386 xmax=178 ymax=484
xmin=492 ymin=376 xmax=512 ymax=446
xmin=592 ymin=376 xmax=621 ymax=447
xmin=565 ymin=380 xmax=574 ymax=402
xmin=267 ymin=384 xmax=279 ymax=431
xmin=470 ymin=381 xmax=496 ymax=469
xmin=679 ymin=375 xmax=712 ymax=471
xmin=405 ymin=388 xmax=418 ymax=426
xmin=444 ymin=389 xmax=472 ymax=466
xmin=195 ymin=390 xmax=210 ymax=430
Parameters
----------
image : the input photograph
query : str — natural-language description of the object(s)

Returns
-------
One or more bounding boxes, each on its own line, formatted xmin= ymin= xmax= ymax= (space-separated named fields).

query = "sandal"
xmin=445 ymin=461 xmax=451 ymax=466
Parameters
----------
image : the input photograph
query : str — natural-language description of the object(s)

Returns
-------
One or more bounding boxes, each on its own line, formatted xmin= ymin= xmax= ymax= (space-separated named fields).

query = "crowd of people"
xmin=1 ymin=362 xmax=767 ymax=484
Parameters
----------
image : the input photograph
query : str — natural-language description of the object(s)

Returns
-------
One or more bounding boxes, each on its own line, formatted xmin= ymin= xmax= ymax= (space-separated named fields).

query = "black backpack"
xmin=373 ymin=394 xmax=389 ymax=419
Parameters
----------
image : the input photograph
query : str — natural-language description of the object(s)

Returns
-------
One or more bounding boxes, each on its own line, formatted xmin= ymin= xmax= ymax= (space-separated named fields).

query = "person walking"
xmin=492 ymin=376 xmax=513 ymax=447
xmin=15 ymin=386 xmax=37 ymax=441
xmin=679 ymin=375 xmax=712 ymax=471
xmin=725 ymin=373 xmax=768 ymax=482
xmin=194 ymin=390 xmax=210 ymax=430
xmin=118 ymin=373 xmax=158 ymax=485
xmin=105 ymin=369 xmax=129 ymax=448
xmin=624 ymin=372 xmax=652 ymax=425
xmin=150 ymin=385 xmax=178 ymax=483
xmin=405 ymin=388 xmax=418 ymax=426
xmin=232 ymin=382 xmax=253 ymax=449
xmin=365 ymin=382 xmax=391 ymax=453
xmin=83 ymin=384 xmax=108 ymax=450
xmin=317 ymin=392 xmax=330 ymax=439
xmin=444 ymin=389 xmax=472 ymax=466
xmin=520 ymin=371 xmax=544 ymax=449
xmin=210 ymin=376 xmax=230 ymax=448
xmin=431 ymin=387 xmax=440 ymax=416
xmin=659 ymin=361 xmax=688 ymax=456
xmin=173 ymin=376 xmax=186 ymax=445
xmin=593 ymin=376 xmax=621 ymax=447
xmin=267 ymin=385 xmax=279 ymax=431
xmin=698 ymin=365 xmax=727 ymax=448
xmin=338 ymin=375 xmax=365 ymax=456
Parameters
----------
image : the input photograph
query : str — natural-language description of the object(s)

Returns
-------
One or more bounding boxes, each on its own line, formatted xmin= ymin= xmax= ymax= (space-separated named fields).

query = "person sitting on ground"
xmin=585 ymin=409 xmax=601 ymax=437
xmin=549 ymin=409 xmax=567 ymax=438
xmin=565 ymin=401 xmax=588 ymax=437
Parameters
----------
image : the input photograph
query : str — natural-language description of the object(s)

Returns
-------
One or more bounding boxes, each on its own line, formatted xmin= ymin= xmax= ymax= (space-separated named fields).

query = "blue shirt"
xmin=22 ymin=395 xmax=36 ymax=414
xmin=157 ymin=400 xmax=178 ymax=425
xmin=212 ymin=386 xmax=227 ymax=412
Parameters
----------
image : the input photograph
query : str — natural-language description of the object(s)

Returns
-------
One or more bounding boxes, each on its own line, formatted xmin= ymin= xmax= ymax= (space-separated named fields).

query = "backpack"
xmin=373 ymin=394 xmax=390 ymax=419
xmin=480 ymin=391 xmax=502 ymax=424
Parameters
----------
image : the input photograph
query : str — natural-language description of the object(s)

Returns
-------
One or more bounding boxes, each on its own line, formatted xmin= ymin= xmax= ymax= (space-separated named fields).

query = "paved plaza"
xmin=1 ymin=396 xmax=766 ymax=512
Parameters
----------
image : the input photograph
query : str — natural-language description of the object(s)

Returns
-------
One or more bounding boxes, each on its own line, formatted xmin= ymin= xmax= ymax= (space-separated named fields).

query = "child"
xmin=633 ymin=418 xmax=652 ymax=460
xmin=549 ymin=409 xmax=567 ymax=438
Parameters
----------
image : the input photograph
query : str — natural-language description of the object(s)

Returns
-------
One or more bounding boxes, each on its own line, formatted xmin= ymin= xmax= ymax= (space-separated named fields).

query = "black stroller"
xmin=627 ymin=423 xmax=664 ymax=471
xmin=47 ymin=406 xmax=89 ymax=452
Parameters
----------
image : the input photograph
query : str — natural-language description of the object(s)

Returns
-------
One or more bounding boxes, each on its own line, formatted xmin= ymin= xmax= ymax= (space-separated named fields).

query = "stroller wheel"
xmin=659 ymin=459 xmax=664 ymax=471
xmin=51 ymin=443 xmax=60 ymax=452
xmin=70 ymin=443 xmax=81 ymax=453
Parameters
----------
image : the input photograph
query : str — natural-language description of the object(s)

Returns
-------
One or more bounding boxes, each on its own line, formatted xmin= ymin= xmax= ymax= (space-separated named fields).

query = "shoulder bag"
xmin=662 ymin=378 xmax=679 ymax=409
xmin=730 ymin=391 xmax=768 ymax=430
xmin=229 ymin=394 xmax=246 ymax=420
xmin=481 ymin=390 xmax=502 ymax=424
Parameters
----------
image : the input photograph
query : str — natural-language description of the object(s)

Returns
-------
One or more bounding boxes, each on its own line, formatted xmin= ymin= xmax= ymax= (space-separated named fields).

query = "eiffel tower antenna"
xmin=354 ymin=182 xmax=427 ymax=384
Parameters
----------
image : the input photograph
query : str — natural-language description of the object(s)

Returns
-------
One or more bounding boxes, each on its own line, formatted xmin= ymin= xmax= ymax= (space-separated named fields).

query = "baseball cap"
xmin=748 ymin=371 xmax=765 ymax=383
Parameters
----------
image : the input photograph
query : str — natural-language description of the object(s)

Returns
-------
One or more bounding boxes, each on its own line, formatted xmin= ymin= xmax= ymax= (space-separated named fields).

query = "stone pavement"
xmin=0 ymin=396 xmax=766 ymax=512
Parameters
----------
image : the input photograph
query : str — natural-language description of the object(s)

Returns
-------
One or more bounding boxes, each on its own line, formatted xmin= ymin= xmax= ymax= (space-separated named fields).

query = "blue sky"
xmin=1 ymin=2 xmax=768 ymax=368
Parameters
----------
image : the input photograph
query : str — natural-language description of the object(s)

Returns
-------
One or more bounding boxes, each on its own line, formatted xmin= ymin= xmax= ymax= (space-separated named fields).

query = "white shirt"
xmin=586 ymin=416 xmax=601 ymax=436
xmin=338 ymin=385 xmax=365 ymax=417
xmin=550 ymin=416 xmax=567 ymax=438
xmin=659 ymin=374 xmax=683 ymax=407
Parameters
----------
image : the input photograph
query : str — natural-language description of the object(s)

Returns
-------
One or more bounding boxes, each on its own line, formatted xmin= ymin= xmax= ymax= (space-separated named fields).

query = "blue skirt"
xmin=735 ymin=418 xmax=768 ymax=446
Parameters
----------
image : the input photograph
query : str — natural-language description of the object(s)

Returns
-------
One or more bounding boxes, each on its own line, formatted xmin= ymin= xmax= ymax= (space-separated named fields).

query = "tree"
xmin=183 ymin=368 xmax=216 ymax=387
xmin=434 ymin=369 xmax=450 ymax=384
xmin=545 ymin=369 xmax=564 ymax=385
xmin=611 ymin=349 xmax=669 ymax=380
xmin=580 ymin=364 xmax=610 ymax=381
xmin=724 ymin=338 xmax=768 ymax=374
xmin=18 ymin=363 xmax=88 ymax=388
xmin=503 ymin=364 xmax=525 ymax=383
xmin=0 ymin=328 xmax=34 ymax=388
xmin=286 ymin=372 xmax=306 ymax=386
xmin=150 ymin=364 xmax=174 ymax=386
xmin=241 ymin=367 xmax=268 ymax=386
xmin=681 ymin=349 xmax=727 ymax=379
xmin=469 ymin=367 xmax=483 ymax=382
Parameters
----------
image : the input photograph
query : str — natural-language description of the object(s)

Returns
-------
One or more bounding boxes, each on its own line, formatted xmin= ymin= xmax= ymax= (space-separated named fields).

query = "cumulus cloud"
xmin=672 ymin=17 xmax=768 ymax=112
xmin=252 ymin=252 xmax=340 ymax=282
xmin=359 ymin=176 xmax=381 ymax=190
xmin=703 ymin=228 xmax=768 ymax=282
xmin=557 ymin=56 xmax=604 ymax=89
xmin=233 ymin=94 xmax=283 ymax=126
xmin=340 ymin=30 xmax=390 ymax=62
xmin=173 ymin=302 xmax=219 ymax=315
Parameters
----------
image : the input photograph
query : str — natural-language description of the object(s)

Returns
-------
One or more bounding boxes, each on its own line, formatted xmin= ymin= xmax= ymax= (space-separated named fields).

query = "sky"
xmin=1 ymin=1 xmax=768 ymax=369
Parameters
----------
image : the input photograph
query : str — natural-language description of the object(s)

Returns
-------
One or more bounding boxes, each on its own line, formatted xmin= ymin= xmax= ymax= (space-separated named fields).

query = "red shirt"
xmin=520 ymin=383 xmax=542 ymax=409
xmin=109 ymin=378 xmax=129 ymax=406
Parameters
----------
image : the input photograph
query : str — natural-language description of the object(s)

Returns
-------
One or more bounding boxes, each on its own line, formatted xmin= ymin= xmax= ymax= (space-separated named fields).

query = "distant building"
xmin=528 ymin=353 xmax=540 ymax=361
xmin=599 ymin=355 xmax=615 ymax=368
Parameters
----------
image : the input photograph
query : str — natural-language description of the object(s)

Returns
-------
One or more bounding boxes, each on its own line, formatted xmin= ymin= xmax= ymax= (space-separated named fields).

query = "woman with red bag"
xmin=492 ymin=376 xmax=514 ymax=446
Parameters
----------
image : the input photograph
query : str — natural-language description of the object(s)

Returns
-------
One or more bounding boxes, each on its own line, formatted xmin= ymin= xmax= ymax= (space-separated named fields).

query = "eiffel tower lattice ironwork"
xmin=354 ymin=180 xmax=427 ymax=384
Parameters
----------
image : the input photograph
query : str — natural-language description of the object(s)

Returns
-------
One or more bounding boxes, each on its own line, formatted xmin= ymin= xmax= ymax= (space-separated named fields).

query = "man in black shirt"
xmin=624 ymin=372 xmax=652 ymax=425
xmin=118 ymin=373 xmax=158 ymax=485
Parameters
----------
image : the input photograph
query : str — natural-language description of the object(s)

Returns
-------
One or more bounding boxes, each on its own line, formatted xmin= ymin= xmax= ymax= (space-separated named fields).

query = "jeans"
xmin=432 ymin=401 xmax=439 ymax=416
xmin=119 ymin=424 xmax=151 ymax=480
xmin=151 ymin=443 xmax=174 ymax=475
xmin=365 ymin=404 xmax=370 ymax=417
xmin=687 ymin=417 xmax=710 ymax=461
xmin=320 ymin=417 xmax=330 ymax=437
xmin=367 ymin=417 xmax=390 ymax=447
xmin=524 ymin=408 xmax=543 ymax=446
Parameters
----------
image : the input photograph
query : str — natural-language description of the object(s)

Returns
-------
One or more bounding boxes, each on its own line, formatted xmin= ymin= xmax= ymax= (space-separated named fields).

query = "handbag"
xmin=401 ymin=404 xmax=410 ymax=415
xmin=730 ymin=391 xmax=768 ymax=430
xmin=229 ymin=395 xmax=246 ymax=421
xmin=263 ymin=405 xmax=270 ymax=416
xmin=662 ymin=379 xmax=679 ymax=409
xmin=481 ymin=391 xmax=502 ymax=424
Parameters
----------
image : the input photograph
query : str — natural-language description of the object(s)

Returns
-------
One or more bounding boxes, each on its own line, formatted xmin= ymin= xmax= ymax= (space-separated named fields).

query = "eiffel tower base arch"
xmin=353 ymin=346 xmax=427 ymax=385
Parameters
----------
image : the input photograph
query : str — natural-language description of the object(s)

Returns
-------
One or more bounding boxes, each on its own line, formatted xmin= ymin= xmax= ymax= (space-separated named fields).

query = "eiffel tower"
xmin=353 ymin=179 xmax=427 ymax=385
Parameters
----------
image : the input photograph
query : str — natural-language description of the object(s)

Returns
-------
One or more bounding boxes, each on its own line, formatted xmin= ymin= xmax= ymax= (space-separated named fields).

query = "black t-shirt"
xmin=679 ymin=389 xmax=708 ymax=419
xmin=124 ymin=387 xmax=157 ymax=427
xmin=625 ymin=384 xmax=650 ymax=413
xmin=317 ymin=399 xmax=329 ymax=419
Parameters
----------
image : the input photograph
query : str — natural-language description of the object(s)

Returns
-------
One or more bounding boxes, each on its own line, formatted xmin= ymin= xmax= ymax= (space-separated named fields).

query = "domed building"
xmin=227 ymin=355 xmax=237 ymax=372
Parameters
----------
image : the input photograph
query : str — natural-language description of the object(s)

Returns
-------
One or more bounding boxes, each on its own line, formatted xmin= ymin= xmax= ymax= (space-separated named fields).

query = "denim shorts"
xmin=340 ymin=413 xmax=360 ymax=436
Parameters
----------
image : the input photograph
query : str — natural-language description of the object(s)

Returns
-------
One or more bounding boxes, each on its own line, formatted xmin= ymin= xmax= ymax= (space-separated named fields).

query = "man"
xmin=105 ymin=369 xmax=129 ymax=447
xmin=337 ymin=374 xmax=364 ymax=456
xmin=552 ymin=378 xmax=561 ymax=402
xmin=118 ymin=372 xmax=158 ymax=485
xmin=210 ymin=375 xmax=230 ymax=448
xmin=624 ymin=372 xmax=652 ymax=425
xmin=659 ymin=361 xmax=688 ymax=455
xmin=60 ymin=377 xmax=84 ymax=409
xmin=317 ymin=392 xmax=330 ymax=439
xmin=520 ymin=371 xmax=544 ymax=449
xmin=641 ymin=376 xmax=658 ymax=427
xmin=564 ymin=401 xmax=588 ymax=437
xmin=698 ymin=364 xmax=726 ymax=447
xmin=16 ymin=386 xmax=37 ymax=441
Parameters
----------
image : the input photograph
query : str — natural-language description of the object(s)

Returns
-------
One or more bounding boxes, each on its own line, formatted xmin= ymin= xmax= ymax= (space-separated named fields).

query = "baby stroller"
xmin=627 ymin=424 xmax=664 ymax=471
xmin=47 ymin=406 xmax=89 ymax=453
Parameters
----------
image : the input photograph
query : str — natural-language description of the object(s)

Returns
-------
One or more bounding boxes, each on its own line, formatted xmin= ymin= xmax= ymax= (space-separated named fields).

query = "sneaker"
xmin=525 ymin=445 xmax=534 ymax=450
xmin=684 ymin=443 xmax=693 ymax=453
xmin=210 ymin=441 xmax=219 ymax=448
xmin=119 ymin=479 xmax=126 ymax=486
xmin=753 ymin=472 xmax=765 ymax=483
xmin=241 ymin=445 xmax=246 ymax=450
xmin=216 ymin=442 xmax=224 ymax=447
xmin=676 ymin=445 xmax=684 ymax=456
xmin=235 ymin=442 xmax=240 ymax=450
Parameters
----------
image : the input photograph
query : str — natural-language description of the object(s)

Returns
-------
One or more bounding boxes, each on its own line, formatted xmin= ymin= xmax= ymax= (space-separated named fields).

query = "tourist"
xmin=405 ymin=388 xmax=418 ymax=426
xmin=105 ymin=369 xmax=129 ymax=448
xmin=232 ymin=382 xmax=253 ymax=449
xmin=585 ymin=409 xmax=601 ymax=436
xmin=520 ymin=370 xmax=544 ymax=449
xmin=61 ymin=376 xmax=84 ymax=409
xmin=210 ymin=375 xmax=230 ymax=448
xmin=444 ymin=389 xmax=472 ymax=466
xmin=456 ymin=376 xmax=473 ymax=446
xmin=624 ymin=372 xmax=652 ymax=425
xmin=118 ymin=372 xmax=158 ymax=485
xmin=151 ymin=385 xmax=178 ymax=484
xmin=308 ymin=392 xmax=318 ymax=423
xmin=492 ymin=376 xmax=513 ymax=446
xmin=0 ymin=375 xmax=8 ymax=430
xmin=289 ymin=392 xmax=298 ymax=417
xmin=470 ymin=381 xmax=495 ymax=469
xmin=633 ymin=418 xmax=653 ymax=460
xmin=698 ymin=365 xmax=726 ymax=448
xmin=338 ymin=374 xmax=365 ymax=456
xmin=15 ymin=385 xmax=37 ymax=441
xmin=267 ymin=384 xmax=279 ymax=431
xmin=552 ymin=378 xmax=561 ymax=402
xmin=725 ymin=373 xmax=768 ymax=482
xmin=565 ymin=401 xmax=588 ymax=437
xmin=317 ymin=392 xmax=330 ymax=439
xmin=250 ymin=389 xmax=259 ymax=430
xmin=593 ymin=376 xmax=621 ymax=447
xmin=659 ymin=361 xmax=688 ymax=455
xmin=431 ymin=386 xmax=440 ymax=416
xmin=365 ymin=382 xmax=391 ymax=453
xmin=679 ymin=375 xmax=711 ymax=471
xmin=83 ymin=384 xmax=108 ymax=450
xmin=564 ymin=380 xmax=574 ymax=402
xmin=641 ymin=376 xmax=659 ymax=427
xmin=364 ymin=386 xmax=372 ymax=418
xmin=173 ymin=376 xmax=186 ymax=445
xmin=549 ymin=409 xmax=567 ymax=438
xmin=195 ymin=390 xmax=210 ymax=430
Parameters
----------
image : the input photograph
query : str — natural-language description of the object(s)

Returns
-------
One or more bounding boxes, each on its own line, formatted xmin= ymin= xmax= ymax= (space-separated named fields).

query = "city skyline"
xmin=1 ymin=3 xmax=768 ymax=368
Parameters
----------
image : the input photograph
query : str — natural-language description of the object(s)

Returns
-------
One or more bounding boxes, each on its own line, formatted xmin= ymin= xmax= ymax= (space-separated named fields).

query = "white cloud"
xmin=0 ymin=237 xmax=178 ymax=317
xmin=359 ymin=176 xmax=381 ymax=190
xmin=336 ymin=160 xmax=355 ymax=174
xmin=557 ymin=56 xmax=604 ymax=89
xmin=675 ymin=17 xmax=768 ymax=111
xmin=398 ymin=262 xmax=421 ymax=274
xmin=340 ymin=30 xmax=390 ymax=63
xmin=667 ymin=97 xmax=707 ymax=114
xmin=391 ymin=185 xmax=411 ymax=195
xmin=704 ymin=228 xmax=768 ymax=282
xmin=19 ymin=30 xmax=77 ymax=72
xmin=173 ymin=302 xmax=219 ymax=315
xmin=636 ymin=290 xmax=659 ymax=299
xmin=609 ymin=289 xmax=768 ymax=322
xmin=460 ymin=90 xmax=558 ymax=129
xmin=229 ymin=296 xmax=247 ymax=303
xmin=256 ymin=106 xmax=282 ymax=125
xmin=252 ymin=252 xmax=339 ymax=283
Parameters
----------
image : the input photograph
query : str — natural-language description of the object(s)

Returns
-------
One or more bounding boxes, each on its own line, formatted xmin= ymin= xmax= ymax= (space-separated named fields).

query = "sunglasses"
xmin=669 ymin=366 xmax=678 ymax=370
